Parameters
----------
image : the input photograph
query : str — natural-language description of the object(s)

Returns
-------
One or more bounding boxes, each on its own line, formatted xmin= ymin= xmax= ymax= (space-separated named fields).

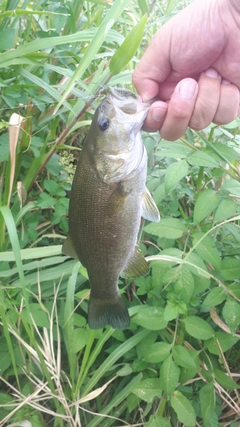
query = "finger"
xmin=132 ymin=28 xmax=171 ymax=101
xmin=189 ymin=68 xmax=221 ymax=130
xmin=142 ymin=101 xmax=168 ymax=132
xmin=213 ymin=80 xmax=240 ymax=124
xmin=159 ymin=78 xmax=199 ymax=141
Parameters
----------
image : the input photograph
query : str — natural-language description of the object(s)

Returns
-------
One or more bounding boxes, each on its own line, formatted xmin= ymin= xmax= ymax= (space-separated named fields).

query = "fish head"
xmin=99 ymin=87 xmax=150 ymax=134
xmin=89 ymin=87 xmax=150 ymax=183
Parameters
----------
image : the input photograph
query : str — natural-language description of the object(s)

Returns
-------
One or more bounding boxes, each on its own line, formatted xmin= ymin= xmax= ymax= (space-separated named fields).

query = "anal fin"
xmin=62 ymin=236 xmax=79 ymax=260
xmin=122 ymin=246 xmax=149 ymax=278
xmin=142 ymin=187 xmax=160 ymax=222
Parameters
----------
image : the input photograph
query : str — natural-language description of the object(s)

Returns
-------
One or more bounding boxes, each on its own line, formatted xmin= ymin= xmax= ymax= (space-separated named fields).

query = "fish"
xmin=62 ymin=87 xmax=160 ymax=330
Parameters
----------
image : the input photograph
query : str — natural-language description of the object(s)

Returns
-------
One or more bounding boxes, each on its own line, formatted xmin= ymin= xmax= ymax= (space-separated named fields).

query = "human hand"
xmin=133 ymin=0 xmax=240 ymax=140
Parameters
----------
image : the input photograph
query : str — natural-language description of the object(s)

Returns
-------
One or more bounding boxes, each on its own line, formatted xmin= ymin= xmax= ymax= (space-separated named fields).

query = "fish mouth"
xmin=101 ymin=86 xmax=150 ymax=117
xmin=101 ymin=86 xmax=138 ymax=101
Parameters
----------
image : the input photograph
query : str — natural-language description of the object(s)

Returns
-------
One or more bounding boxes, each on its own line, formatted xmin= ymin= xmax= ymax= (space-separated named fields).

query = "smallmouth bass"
xmin=62 ymin=87 xmax=160 ymax=330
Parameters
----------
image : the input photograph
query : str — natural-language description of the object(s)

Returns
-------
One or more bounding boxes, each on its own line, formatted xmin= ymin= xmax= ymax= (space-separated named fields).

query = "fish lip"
xmin=101 ymin=86 xmax=158 ymax=108
xmin=101 ymin=86 xmax=138 ymax=101
xmin=101 ymin=86 xmax=150 ymax=117
xmin=103 ymin=86 xmax=150 ymax=106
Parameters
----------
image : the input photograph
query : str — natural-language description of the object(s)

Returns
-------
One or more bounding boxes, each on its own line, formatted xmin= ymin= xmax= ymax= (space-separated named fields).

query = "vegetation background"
xmin=0 ymin=0 xmax=239 ymax=426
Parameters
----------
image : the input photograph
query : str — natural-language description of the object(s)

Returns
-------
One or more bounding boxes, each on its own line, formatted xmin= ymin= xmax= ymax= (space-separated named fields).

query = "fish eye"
xmin=98 ymin=117 xmax=110 ymax=131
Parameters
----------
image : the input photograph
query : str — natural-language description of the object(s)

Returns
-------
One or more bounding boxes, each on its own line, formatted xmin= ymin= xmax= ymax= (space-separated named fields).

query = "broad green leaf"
xmin=156 ymin=141 xmax=191 ymax=159
xmin=146 ymin=415 xmax=171 ymax=427
xmin=127 ymin=393 xmax=139 ymax=413
xmin=199 ymin=382 xmax=216 ymax=426
xmin=174 ymin=267 xmax=194 ymax=303
xmin=214 ymin=199 xmax=238 ymax=223
xmin=211 ymin=142 xmax=239 ymax=161
xmin=228 ymin=282 xmax=240 ymax=298
xmin=144 ymin=218 xmax=187 ymax=239
xmin=171 ymin=390 xmax=196 ymax=427
xmin=202 ymin=287 xmax=226 ymax=307
xmin=222 ymin=179 xmax=240 ymax=196
xmin=220 ymin=258 xmax=240 ymax=280
xmin=164 ymin=302 xmax=179 ymax=321
xmin=222 ymin=297 xmax=240 ymax=334
xmin=136 ymin=331 xmax=158 ymax=359
xmin=187 ymin=150 xmax=219 ymax=167
xmin=193 ymin=189 xmax=220 ymax=224
xmin=194 ymin=274 xmax=211 ymax=293
xmin=172 ymin=346 xmax=196 ymax=369
xmin=117 ymin=364 xmax=133 ymax=376
xmin=133 ymin=306 xmax=168 ymax=330
xmin=0 ymin=393 xmax=14 ymax=405
xmin=214 ymin=369 xmax=240 ymax=390
xmin=73 ymin=313 xmax=87 ymax=328
xmin=44 ymin=179 xmax=60 ymax=195
xmin=131 ymin=378 xmax=162 ymax=403
xmin=185 ymin=252 xmax=209 ymax=277
xmin=110 ymin=14 xmax=147 ymax=74
xmin=164 ymin=160 xmax=188 ymax=193
xmin=73 ymin=328 xmax=89 ymax=353
xmin=151 ymin=262 xmax=166 ymax=291
xmin=201 ymin=412 xmax=219 ymax=427
xmin=152 ymin=183 xmax=166 ymax=204
xmin=184 ymin=316 xmax=214 ymax=340
xmin=143 ymin=342 xmax=172 ymax=363
xmin=179 ymin=350 xmax=200 ymax=383
xmin=192 ymin=232 xmax=221 ymax=269
xmin=205 ymin=332 xmax=239 ymax=355
xmin=22 ymin=304 xmax=49 ymax=327
xmin=159 ymin=355 xmax=180 ymax=396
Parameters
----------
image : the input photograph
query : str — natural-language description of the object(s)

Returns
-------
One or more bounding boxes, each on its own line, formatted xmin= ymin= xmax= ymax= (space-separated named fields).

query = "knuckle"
xmin=189 ymin=112 xmax=211 ymax=130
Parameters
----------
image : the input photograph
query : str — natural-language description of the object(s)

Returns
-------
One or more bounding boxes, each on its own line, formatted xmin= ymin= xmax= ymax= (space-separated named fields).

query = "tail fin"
xmin=88 ymin=294 xmax=130 ymax=330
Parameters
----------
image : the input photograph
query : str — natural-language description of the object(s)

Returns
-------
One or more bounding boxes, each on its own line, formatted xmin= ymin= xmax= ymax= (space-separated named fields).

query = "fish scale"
xmin=62 ymin=87 xmax=160 ymax=329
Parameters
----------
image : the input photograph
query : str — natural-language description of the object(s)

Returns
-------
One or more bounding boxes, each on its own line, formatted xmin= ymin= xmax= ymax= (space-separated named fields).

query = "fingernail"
xmin=222 ymin=79 xmax=231 ymax=85
xmin=152 ymin=107 xmax=164 ymax=121
xmin=179 ymin=80 xmax=197 ymax=100
xmin=204 ymin=68 xmax=219 ymax=78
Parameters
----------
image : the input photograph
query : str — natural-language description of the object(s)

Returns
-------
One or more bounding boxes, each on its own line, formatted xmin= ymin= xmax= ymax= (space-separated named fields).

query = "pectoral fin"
xmin=141 ymin=187 xmax=160 ymax=222
xmin=104 ymin=181 xmax=130 ymax=217
xmin=122 ymin=246 xmax=149 ymax=278
xmin=62 ymin=236 xmax=79 ymax=260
